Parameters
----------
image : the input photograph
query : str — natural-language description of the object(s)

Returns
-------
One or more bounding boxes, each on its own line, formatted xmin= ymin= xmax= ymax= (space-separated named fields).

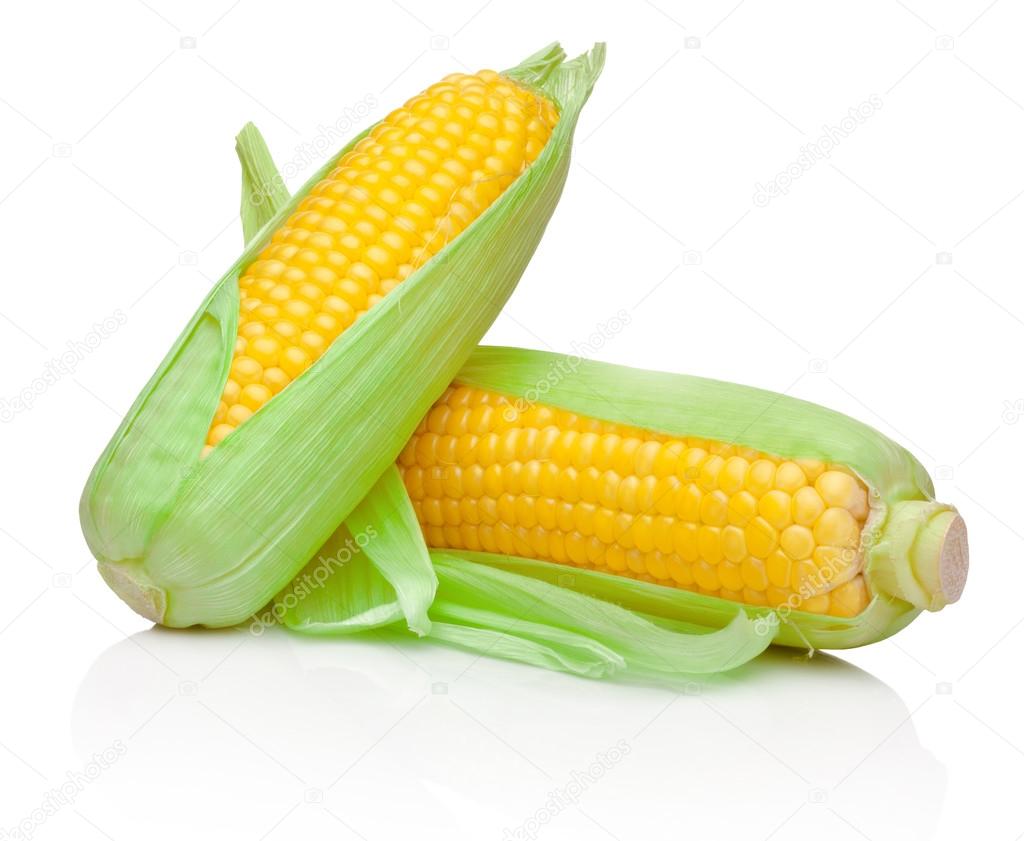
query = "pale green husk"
xmin=277 ymin=539 xmax=776 ymax=678
xmin=80 ymin=43 xmax=606 ymax=628
xmin=235 ymin=122 xmax=290 ymax=240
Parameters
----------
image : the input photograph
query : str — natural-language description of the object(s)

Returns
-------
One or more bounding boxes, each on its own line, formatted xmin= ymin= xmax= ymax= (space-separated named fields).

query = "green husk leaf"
xmin=346 ymin=466 xmax=436 ymax=636
xmin=80 ymin=43 xmax=606 ymax=628
xmin=426 ymin=616 xmax=625 ymax=679
xmin=271 ymin=525 xmax=403 ymax=634
xmin=236 ymin=122 xmax=290 ymax=242
xmin=278 ymin=547 xmax=624 ymax=677
xmin=429 ymin=554 xmax=774 ymax=674
xmin=279 ymin=546 xmax=772 ymax=678
xmin=457 ymin=346 xmax=933 ymax=500
xmin=450 ymin=551 xmax=914 ymax=651
xmin=81 ymin=278 xmax=237 ymax=566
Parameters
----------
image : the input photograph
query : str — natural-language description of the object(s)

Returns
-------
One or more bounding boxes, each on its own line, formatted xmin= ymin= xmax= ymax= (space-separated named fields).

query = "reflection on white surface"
xmin=72 ymin=627 xmax=945 ymax=840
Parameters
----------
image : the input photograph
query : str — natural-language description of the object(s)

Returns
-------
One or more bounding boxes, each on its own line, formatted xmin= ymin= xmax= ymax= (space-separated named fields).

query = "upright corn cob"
xmin=208 ymin=72 xmax=559 ymax=449
xmin=80 ymin=44 xmax=605 ymax=628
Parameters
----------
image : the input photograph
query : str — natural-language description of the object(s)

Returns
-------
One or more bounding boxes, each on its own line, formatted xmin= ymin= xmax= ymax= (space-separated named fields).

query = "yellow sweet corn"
xmin=363 ymin=346 xmax=968 ymax=651
xmin=398 ymin=385 xmax=875 ymax=618
xmin=207 ymin=72 xmax=559 ymax=450
xmin=80 ymin=45 xmax=605 ymax=628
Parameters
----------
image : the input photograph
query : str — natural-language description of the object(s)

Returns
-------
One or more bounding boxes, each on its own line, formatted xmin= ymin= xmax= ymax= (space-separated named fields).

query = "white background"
xmin=1 ymin=1 xmax=1021 ymax=839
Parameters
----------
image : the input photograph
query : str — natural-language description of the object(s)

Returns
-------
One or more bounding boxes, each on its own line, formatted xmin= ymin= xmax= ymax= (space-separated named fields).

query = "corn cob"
xmin=80 ymin=44 xmax=605 ymax=629
xmin=207 ymin=71 xmax=559 ymax=450
xmin=392 ymin=347 xmax=967 ymax=650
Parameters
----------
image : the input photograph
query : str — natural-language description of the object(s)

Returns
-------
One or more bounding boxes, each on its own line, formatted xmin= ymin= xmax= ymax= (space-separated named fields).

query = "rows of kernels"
xmin=205 ymin=72 xmax=559 ymax=450
xmin=398 ymin=386 xmax=873 ymax=617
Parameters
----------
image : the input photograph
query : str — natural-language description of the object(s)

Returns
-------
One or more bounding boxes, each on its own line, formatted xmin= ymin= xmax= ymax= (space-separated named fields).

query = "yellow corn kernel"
xmin=722 ymin=525 xmax=747 ymax=563
xmin=744 ymin=516 xmax=779 ymax=559
xmin=719 ymin=456 xmax=749 ymax=494
xmin=829 ymin=576 xmax=870 ymax=617
xmin=697 ymin=526 xmax=723 ymax=564
xmin=795 ymin=458 xmax=826 ymax=482
xmin=812 ymin=545 xmax=858 ymax=587
xmin=745 ymin=459 xmax=776 ymax=496
xmin=693 ymin=560 xmax=721 ymax=591
xmin=667 ymin=555 xmax=694 ymax=586
xmin=814 ymin=507 xmax=861 ymax=549
xmin=780 ymin=524 xmax=814 ymax=561
xmin=765 ymin=550 xmax=791 ymax=588
xmin=719 ymin=561 xmax=743 ymax=591
xmin=792 ymin=485 xmax=826 ymax=526
xmin=774 ymin=461 xmax=808 ymax=493
xmin=727 ymin=490 xmax=757 ymax=526
xmin=758 ymin=490 xmax=792 ymax=530
xmin=816 ymin=470 xmax=869 ymax=519
xmin=699 ymin=490 xmax=729 ymax=526
xmin=741 ymin=556 xmax=769 ymax=591
xmin=798 ymin=593 xmax=831 ymax=614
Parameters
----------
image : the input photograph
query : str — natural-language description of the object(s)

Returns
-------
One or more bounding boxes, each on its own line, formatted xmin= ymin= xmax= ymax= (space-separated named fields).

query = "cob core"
xmin=207 ymin=71 xmax=558 ymax=450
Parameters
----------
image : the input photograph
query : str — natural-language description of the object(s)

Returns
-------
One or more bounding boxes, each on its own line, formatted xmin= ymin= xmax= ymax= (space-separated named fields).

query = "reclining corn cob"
xmin=393 ymin=347 xmax=968 ymax=649
xmin=280 ymin=347 xmax=967 ymax=668
xmin=80 ymin=43 xmax=605 ymax=628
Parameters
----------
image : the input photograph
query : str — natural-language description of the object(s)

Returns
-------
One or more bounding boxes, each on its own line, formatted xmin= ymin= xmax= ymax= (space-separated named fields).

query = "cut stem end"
xmin=916 ymin=510 xmax=968 ymax=609
xmin=871 ymin=501 xmax=969 ymax=612
xmin=97 ymin=561 xmax=166 ymax=624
